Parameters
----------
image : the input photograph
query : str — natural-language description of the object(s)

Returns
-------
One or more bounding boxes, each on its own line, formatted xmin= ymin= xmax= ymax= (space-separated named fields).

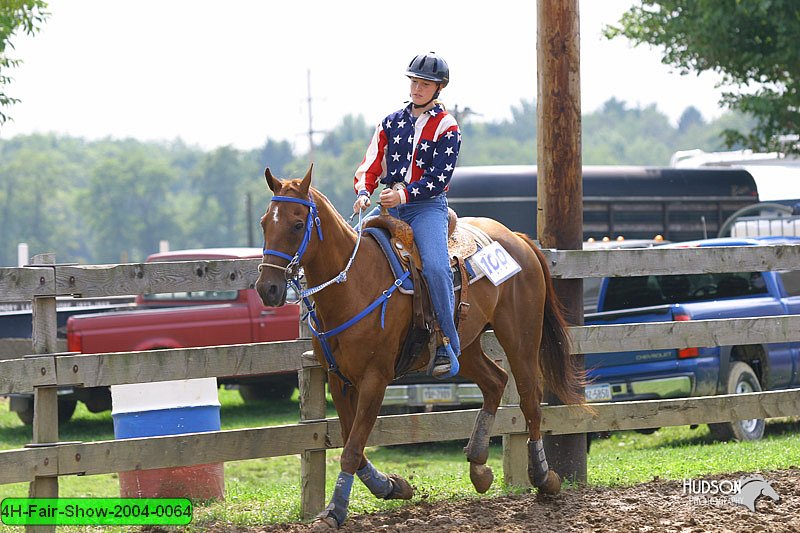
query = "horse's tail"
xmin=517 ymin=232 xmax=586 ymax=406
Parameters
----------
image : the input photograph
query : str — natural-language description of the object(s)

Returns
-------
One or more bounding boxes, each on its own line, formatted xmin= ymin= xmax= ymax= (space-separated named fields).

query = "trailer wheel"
xmin=15 ymin=397 xmax=78 ymax=426
xmin=708 ymin=362 xmax=765 ymax=441
xmin=239 ymin=375 xmax=298 ymax=402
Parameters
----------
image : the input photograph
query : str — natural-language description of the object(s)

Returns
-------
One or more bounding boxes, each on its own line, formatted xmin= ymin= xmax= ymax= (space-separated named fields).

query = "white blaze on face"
xmin=271 ymin=204 xmax=280 ymax=224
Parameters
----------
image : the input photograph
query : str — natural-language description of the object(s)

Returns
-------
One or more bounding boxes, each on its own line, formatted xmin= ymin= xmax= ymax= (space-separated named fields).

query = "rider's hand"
xmin=379 ymin=188 xmax=401 ymax=209
xmin=353 ymin=194 xmax=371 ymax=213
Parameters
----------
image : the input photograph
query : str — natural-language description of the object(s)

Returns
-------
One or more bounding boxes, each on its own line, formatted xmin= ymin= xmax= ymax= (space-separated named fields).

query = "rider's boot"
xmin=432 ymin=338 xmax=459 ymax=380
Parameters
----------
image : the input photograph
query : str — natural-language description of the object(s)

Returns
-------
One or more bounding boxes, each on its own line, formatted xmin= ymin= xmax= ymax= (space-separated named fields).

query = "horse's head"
xmin=760 ymin=482 xmax=780 ymax=502
xmin=255 ymin=164 xmax=318 ymax=307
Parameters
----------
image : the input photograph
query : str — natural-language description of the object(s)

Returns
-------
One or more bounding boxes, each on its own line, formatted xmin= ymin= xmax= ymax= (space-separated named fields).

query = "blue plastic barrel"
xmin=111 ymin=378 xmax=224 ymax=500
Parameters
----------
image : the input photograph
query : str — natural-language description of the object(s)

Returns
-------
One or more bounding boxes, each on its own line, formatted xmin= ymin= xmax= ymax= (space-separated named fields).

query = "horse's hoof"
xmin=537 ymin=470 xmax=561 ymax=495
xmin=310 ymin=516 xmax=338 ymax=530
xmin=385 ymin=474 xmax=414 ymax=500
xmin=469 ymin=462 xmax=494 ymax=494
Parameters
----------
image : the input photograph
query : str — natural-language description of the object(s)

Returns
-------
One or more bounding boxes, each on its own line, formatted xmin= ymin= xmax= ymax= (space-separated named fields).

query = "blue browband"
xmin=262 ymin=194 xmax=323 ymax=269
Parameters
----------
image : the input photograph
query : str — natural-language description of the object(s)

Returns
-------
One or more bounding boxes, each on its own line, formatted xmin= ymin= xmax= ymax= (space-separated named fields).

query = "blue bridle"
xmin=260 ymin=193 xmax=323 ymax=279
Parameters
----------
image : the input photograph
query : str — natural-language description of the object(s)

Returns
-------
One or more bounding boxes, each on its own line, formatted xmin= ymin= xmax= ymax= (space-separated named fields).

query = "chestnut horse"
xmin=255 ymin=166 xmax=583 ymax=529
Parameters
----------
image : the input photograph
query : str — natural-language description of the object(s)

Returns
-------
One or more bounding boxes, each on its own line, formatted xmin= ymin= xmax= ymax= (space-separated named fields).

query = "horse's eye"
xmin=294 ymin=221 xmax=304 ymax=231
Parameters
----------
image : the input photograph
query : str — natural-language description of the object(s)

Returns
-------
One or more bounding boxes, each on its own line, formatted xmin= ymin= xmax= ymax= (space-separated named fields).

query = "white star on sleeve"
xmin=393 ymin=135 xmax=401 ymax=144
xmin=433 ymin=149 xmax=438 ymax=157
xmin=408 ymin=135 xmax=413 ymax=144
xmin=411 ymin=187 xmax=420 ymax=196
xmin=426 ymin=182 xmax=435 ymax=190
xmin=397 ymin=119 xmax=406 ymax=128
xmin=406 ymin=152 xmax=412 ymax=160
xmin=386 ymin=120 xmax=392 ymax=128
xmin=391 ymin=152 xmax=401 ymax=161
xmin=445 ymin=131 xmax=454 ymax=139
xmin=437 ymin=173 xmax=447 ymax=182
xmin=445 ymin=147 xmax=454 ymax=156
xmin=444 ymin=163 xmax=453 ymax=171
xmin=390 ymin=169 xmax=397 ymax=175
xmin=416 ymin=158 xmax=424 ymax=168
xmin=420 ymin=141 xmax=429 ymax=151
xmin=400 ymin=167 xmax=407 ymax=175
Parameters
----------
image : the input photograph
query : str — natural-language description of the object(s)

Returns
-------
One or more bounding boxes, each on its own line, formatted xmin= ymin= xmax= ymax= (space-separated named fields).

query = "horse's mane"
xmin=309 ymin=186 xmax=357 ymax=237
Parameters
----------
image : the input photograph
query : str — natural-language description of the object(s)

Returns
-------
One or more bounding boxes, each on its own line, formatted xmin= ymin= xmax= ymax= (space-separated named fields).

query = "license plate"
xmin=422 ymin=385 xmax=455 ymax=403
xmin=585 ymin=383 xmax=613 ymax=403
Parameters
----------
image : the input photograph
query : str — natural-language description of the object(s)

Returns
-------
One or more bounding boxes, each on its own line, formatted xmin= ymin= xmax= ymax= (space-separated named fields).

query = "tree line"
xmin=0 ymin=99 xmax=753 ymax=266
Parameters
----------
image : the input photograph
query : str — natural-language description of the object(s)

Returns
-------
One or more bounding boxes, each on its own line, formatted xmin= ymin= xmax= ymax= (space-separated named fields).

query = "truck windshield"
xmin=603 ymin=271 xmax=768 ymax=311
xmin=142 ymin=290 xmax=239 ymax=302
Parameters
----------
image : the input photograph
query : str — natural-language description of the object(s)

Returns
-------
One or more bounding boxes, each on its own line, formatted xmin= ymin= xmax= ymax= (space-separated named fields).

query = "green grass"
xmin=1 ymin=392 xmax=799 ymax=531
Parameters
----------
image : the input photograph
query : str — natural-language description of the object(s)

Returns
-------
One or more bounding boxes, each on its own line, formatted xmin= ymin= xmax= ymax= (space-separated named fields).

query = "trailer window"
xmin=143 ymin=290 xmax=239 ymax=302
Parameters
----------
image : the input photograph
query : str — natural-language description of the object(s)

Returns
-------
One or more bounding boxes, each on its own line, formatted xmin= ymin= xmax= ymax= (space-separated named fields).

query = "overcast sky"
xmin=1 ymin=0 xmax=727 ymax=153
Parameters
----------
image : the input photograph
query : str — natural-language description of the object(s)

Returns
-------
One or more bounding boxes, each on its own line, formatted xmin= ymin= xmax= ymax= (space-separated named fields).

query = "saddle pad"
xmin=364 ymin=227 xmax=485 ymax=295
xmin=364 ymin=227 xmax=415 ymax=293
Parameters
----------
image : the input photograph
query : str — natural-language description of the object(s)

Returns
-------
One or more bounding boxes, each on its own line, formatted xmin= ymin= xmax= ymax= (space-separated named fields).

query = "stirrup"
xmin=432 ymin=343 xmax=459 ymax=380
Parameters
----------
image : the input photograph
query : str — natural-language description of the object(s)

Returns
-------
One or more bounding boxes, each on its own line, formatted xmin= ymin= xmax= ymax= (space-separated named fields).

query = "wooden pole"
xmin=299 ymin=351 xmax=327 ymax=519
xmin=536 ymin=0 xmax=586 ymax=483
xmin=27 ymin=253 xmax=59 ymax=533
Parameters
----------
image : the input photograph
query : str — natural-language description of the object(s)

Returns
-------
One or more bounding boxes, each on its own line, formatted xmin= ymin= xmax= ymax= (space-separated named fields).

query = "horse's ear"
xmin=264 ymin=168 xmax=281 ymax=193
xmin=299 ymin=163 xmax=313 ymax=195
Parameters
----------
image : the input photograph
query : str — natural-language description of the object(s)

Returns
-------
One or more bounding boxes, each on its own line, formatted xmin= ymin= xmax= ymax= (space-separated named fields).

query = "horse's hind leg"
xmin=457 ymin=340 xmax=508 ymax=493
xmin=493 ymin=311 xmax=562 ymax=495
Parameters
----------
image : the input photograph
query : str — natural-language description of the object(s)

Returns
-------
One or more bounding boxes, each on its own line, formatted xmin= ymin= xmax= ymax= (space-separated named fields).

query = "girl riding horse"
xmin=354 ymin=51 xmax=461 ymax=380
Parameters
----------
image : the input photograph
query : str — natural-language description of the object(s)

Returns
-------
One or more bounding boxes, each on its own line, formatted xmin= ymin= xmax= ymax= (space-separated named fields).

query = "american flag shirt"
xmin=354 ymin=103 xmax=461 ymax=203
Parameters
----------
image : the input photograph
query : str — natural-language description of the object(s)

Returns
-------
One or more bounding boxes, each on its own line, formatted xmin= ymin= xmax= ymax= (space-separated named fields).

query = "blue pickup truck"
xmin=584 ymin=236 xmax=800 ymax=441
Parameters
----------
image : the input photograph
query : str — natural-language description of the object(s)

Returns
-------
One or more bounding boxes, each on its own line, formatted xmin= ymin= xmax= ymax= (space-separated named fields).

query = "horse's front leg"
xmin=315 ymin=371 xmax=411 ymax=529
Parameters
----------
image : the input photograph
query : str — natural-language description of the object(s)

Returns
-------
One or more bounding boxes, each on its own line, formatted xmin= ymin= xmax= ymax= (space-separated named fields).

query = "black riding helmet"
xmin=406 ymin=51 xmax=449 ymax=87
xmin=406 ymin=52 xmax=449 ymax=108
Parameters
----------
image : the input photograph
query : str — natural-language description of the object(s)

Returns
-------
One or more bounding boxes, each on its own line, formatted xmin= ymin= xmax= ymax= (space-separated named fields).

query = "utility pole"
xmin=307 ymin=70 xmax=315 ymax=161
xmin=537 ymin=0 xmax=586 ymax=483
xmin=245 ymin=192 xmax=254 ymax=247
xmin=305 ymin=70 xmax=327 ymax=161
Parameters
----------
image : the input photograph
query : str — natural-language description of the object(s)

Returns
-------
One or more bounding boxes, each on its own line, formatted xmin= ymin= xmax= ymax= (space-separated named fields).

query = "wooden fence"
xmin=2 ymin=245 xmax=800 ymax=531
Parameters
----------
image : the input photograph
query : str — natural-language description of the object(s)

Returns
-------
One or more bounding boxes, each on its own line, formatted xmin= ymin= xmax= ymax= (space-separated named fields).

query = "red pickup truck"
xmin=10 ymin=248 xmax=300 ymax=425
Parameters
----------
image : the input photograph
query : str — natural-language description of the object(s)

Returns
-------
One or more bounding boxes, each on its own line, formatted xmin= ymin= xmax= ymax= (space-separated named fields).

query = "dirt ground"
xmin=192 ymin=468 xmax=800 ymax=533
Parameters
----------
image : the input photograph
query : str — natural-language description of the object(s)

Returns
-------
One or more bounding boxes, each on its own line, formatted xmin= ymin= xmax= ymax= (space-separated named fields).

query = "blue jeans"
xmin=389 ymin=195 xmax=460 ymax=357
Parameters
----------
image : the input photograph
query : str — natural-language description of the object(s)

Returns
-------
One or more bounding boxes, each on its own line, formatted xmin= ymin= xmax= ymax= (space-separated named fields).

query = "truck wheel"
xmin=239 ymin=375 xmax=298 ymax=402
xmin=708 ymin=361 xmax=765 ymax=442
xmin=15 ymin=397 xmax=78 ymax=426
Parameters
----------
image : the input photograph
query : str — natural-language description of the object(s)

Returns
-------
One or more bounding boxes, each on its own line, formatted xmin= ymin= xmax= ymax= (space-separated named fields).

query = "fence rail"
xmin=3 ymin=244 xmax=800 ymax=299
xmin=2 ymin=245 xmax=800 ymax=529
xmin=4 ymin=314 xmax=800 ymax=394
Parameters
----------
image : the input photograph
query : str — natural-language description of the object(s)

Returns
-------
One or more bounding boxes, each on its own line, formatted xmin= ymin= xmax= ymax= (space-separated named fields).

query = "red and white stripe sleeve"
xmin=354 ymin=124 xmax=387 ymax=195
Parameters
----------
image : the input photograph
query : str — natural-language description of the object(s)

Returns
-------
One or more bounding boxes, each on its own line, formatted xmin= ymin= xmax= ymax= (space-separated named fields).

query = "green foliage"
xmin=0 ymin=99 xmax=755 ymax=266
xmin=0 ymin=0 xmax=49 ymax=125
xmin=605 ymin=0 xmax=800 ymax=153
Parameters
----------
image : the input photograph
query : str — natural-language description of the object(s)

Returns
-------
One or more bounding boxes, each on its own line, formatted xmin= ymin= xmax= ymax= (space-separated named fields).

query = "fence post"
xmin=502 ymin=357 xmax=530 ymax=488
xmin=27 ymin=253 xmax=59 ymax=533
xmin=299 ymin=351 xmax=327 ymax=519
